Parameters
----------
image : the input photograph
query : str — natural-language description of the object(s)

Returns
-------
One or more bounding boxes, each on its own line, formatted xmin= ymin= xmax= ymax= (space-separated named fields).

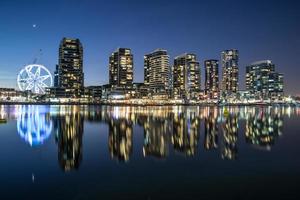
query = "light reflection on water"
xmin=17 ymin=105 xmax=52 ymax=146
xmin=1 ymin=105 xmax=300 ymax=199
xmin=0 ymin=105 xmax=299 ymax=164
xmin=0 ymin=105 xmax=298 ymax=170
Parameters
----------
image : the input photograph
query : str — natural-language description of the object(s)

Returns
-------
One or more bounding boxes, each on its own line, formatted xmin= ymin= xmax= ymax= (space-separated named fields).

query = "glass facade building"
xmin=144 ymin=49 xmax=170 ymax=98
xmin=204 ymin=59 xmax=219 ymax=99
xmin=246 ymin=60 xmax=284 ymax=99
xmin=56 ymin=38 xmax=84 ymax=98
xmin=109 ymin=48 xmax=133 ymax=89
xmin=173 ymin=53 xmax=201 ymax=100
xmin=221 ymin=49 xmax=239 ymax=96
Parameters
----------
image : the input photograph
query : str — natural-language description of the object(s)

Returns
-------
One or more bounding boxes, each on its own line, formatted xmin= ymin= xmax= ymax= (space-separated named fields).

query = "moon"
xmin=32 ymin=24 xmax=37 ymax=28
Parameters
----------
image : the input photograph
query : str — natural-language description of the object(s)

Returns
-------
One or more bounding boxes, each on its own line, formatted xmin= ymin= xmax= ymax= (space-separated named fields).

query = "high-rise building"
xmin=109 ymin=48 xmax=133 ymax=89
xmin=56 ymin=38 xmax=84 ymax=97
xmin=144 ymin=49 xmax=170 ymax=98
xmin=246 ymin=60 xmax=284 ymax=99
xmin=54 ymin=65 xmax=59 ymax=87
xmin=221 ymin=49 xmax=239 ymax=96
xmin=173 ymin=53 xmax=201 ymax=100
xmin=269 ymin=72 xmax=284 ymax=98
xmin=204 ymin=60 xmax=219 ymax=99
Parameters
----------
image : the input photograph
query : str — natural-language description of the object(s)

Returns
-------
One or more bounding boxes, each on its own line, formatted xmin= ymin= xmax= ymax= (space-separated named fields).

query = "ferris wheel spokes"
xmin=17 ymin=64 xmax=53 ymax=94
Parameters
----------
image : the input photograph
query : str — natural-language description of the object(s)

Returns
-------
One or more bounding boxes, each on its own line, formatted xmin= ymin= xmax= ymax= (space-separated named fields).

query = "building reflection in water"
xmin=221 ymin=108 xmax=239 ymax=160
xmin=245 ymin=107 xmax=283 ymax=150
xmin=204 ymin=107 xmax=219 ymax=150
xmin=0 ymin=105 xmax=8 ymax=123
xmin=107 ymin=107 xmax=133 ymax=162
xmin=172 ymin=107 xmax=200 ymax=156
xmin=142 ymin=115 xmax=170 ymax=158
xmin=16 ymin=105 xmax=52 ymax=146
xmin=54 ymin=106 xmax=84 ymax=171
xmin=7 ymin=105 xmax=296 ymax=166
xmin=108 ymin=119 xmax=133 ymax=162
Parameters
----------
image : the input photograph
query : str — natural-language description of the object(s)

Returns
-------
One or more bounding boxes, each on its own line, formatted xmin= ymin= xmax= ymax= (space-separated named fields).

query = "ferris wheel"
xmin=17 ymin=64 xmax=53 ymax=94
xmin=17 ymin=105 xmax=52 ymax=146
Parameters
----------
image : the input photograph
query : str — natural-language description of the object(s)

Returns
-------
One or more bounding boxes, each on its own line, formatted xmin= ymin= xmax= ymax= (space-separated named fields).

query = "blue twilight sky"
xmin=0 ymin=0 xmax=300 ymax=94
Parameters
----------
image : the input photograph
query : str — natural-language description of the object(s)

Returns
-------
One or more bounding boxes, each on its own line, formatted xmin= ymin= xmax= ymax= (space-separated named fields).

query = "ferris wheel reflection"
xmin=17 ymin=105 xmax=52 ymax=147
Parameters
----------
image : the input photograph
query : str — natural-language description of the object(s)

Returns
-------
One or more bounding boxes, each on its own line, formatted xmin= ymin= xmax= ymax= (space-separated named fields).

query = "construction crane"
xmin=32 ymin=49 xmax=43 ymax=64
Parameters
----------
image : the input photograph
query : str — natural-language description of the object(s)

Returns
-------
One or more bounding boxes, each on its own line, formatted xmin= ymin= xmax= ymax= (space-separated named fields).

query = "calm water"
xmin=0 ymin=105 xmax=299 ymax=199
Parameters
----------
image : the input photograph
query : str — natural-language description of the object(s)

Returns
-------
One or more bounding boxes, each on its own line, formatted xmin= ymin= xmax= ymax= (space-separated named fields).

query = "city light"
xmin=17 ymin=106 xmax=52 ymax=146
xmin=17 ymin=64 xmax=53 ymax=94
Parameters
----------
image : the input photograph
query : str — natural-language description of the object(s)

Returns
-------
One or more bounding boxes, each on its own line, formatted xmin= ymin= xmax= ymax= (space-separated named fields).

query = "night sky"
xmin=0 ymin=0 xmax=299 ymax=95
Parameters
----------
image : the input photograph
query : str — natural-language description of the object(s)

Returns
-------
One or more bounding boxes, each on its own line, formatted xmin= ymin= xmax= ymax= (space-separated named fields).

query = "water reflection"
xmin=221 ymin=113 xmax=239 ymax=160
xmin=245 ymin=108 xmax=283 ymax=150
xmin=53 ymin=107 xmax=84 ymax=171
xmin=108 ymin=118 xmax=133 ymax=162
xmin=16 ymin=106 xmax=52 ymax=146
xmin=204 ymin=107 xmax=218 ymax=150
xmin=172 ymin=109 xmax=200 ymax=156
xmin=3 ymin=105 xmax=298 ymax=167
xmin=142 ymin=115 xmax=170 ymax=158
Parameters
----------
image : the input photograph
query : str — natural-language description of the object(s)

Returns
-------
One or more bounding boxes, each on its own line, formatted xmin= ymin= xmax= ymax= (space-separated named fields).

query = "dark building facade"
xmin=221 ymin=49 xmax=239 ymax=96
xmin=246 ymin=60 xmax=284 ymax=100
xmin=55 ymin=38 xmax=84 ymax=97
xmin=83 ymin=86 xmax=102 ymax=103
xmin=204 ymin=60 xmax=219 ymax=99
xmin=109 ymin=48 xmax=133 ymax=89
xmin=54 ymin=64 xmax=59 ymax=87
xmin=144 ymin=49 xmax=170 ymax=98
xmin=173 ymin=53 xmax=201 ymax=101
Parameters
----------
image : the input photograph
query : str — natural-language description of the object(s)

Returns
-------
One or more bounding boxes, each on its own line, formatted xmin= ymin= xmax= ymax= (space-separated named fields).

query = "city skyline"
xmin=10 ymin=39 xmax=286 ymax=101
xmin=0 ymin=0 xmax=300 ymax=95
xmin=1 ymin=1 xmax=300 ymax=199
